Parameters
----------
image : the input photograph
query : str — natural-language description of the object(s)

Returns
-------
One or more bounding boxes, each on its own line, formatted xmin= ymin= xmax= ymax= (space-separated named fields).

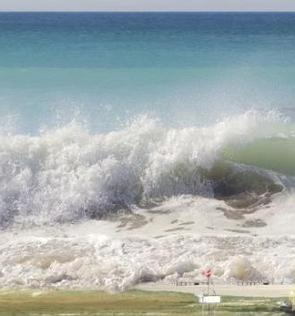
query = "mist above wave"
xmin=0 ymin=110 xmax=290 ymax=228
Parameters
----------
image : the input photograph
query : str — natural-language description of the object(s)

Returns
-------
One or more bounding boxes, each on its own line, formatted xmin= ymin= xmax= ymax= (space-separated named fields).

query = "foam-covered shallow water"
xmin=1 ymin=230 xmax=295 ymax=291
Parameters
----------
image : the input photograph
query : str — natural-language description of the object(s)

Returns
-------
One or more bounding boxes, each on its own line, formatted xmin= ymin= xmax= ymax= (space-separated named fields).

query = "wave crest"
xmin=0 ymin=110 xmax=290 ymax=227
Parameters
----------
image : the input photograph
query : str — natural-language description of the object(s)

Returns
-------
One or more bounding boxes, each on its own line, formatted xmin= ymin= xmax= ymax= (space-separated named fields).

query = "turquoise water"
xmin=1 ymin=12 xmax=295 ymax=296
xmin=1 ymin=12 xmax=295 ymax=228
xmin=1 ymin=12 xmax=295 ymax=133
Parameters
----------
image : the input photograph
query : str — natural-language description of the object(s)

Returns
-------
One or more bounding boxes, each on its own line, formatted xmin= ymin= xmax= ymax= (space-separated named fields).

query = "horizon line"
xmin=0 ymin=10 xmax=295 ymax=13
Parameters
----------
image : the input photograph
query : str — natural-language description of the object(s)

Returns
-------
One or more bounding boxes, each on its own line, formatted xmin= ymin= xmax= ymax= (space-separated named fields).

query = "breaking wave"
xmin=0 ymin=110 xmax=293 ymax=228
xmin=1 ymin=109 xmax=295 ymax=291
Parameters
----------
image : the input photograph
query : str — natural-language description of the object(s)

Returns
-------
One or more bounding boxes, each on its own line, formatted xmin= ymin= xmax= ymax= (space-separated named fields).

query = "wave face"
xmin=0 ymin=110 xmax=291 ymax=228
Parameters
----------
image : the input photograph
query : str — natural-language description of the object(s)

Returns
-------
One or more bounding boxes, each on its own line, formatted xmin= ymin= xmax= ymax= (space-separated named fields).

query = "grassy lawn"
xmin=0 ymin=290 xmax=287 ymax=315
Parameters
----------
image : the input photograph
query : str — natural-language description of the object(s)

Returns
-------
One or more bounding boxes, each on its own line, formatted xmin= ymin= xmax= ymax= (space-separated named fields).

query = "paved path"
xmin=136 ymin=283 xmax=294 ymax=297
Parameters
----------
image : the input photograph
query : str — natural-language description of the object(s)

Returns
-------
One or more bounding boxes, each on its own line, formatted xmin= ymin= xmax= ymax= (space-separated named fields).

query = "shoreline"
xmin=0 ymin=283 xmax=293 ymax=298
xmin=136 ymin=282 xmax=295 ymax=298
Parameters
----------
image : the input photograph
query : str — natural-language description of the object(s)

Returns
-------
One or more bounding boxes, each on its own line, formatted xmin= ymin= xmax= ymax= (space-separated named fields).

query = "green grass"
xmin=0 ymin=290 xmax=288 ymax=315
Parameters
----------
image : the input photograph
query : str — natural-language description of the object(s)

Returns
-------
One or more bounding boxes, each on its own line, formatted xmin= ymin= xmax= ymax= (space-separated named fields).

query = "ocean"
xmin=1 ymin=12 xmax=295 ymax=132
xmin=1 ymin=12 xmax=295 ymax=291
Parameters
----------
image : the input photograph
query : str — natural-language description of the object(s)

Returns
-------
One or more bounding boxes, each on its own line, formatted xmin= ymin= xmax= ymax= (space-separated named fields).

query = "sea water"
xmin=1 ymin=12 xmax=295 ymax=132
xmin=0 ymin=12 xmax=295 ymax=292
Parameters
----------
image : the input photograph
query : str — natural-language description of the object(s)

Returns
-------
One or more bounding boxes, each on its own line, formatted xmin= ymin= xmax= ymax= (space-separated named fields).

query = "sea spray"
xmin=0 ymin=110 xmax=291 ymax=228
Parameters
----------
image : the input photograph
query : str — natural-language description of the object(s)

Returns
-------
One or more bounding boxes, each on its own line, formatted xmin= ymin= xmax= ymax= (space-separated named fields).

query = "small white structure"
xmin=198 ymin=295 xmax=221 ymax=304
xmin=197 ymin=268 xmax=221 ymax=315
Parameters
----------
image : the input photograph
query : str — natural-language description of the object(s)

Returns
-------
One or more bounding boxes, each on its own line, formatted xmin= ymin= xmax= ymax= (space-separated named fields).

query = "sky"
xmin=0 ymin=0 xmax=295 ymax=12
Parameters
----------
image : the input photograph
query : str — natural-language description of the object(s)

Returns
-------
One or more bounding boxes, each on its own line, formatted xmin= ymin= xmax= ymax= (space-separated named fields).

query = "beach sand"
xmin=136 ymin=282 xmax=294 ymax=297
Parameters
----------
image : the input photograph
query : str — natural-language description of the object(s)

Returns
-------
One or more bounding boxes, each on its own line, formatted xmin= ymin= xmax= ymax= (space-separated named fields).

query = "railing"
xmin=168 ymin=279 xmax=272 ymax=286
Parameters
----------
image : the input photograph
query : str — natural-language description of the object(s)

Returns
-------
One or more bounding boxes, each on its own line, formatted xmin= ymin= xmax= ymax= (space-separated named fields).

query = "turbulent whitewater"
xmin=0 ymin=110 xmax=289 ymax=227
xmin=1 ymin=110 xmax=295 ymax=291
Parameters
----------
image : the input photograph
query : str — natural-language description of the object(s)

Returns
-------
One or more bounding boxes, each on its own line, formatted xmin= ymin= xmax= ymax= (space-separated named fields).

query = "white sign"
xmin=198 ymin=295 xmax=221 ymax=304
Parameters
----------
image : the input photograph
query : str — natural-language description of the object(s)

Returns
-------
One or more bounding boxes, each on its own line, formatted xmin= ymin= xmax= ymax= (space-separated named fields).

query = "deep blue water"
xmin=0 ymin=12 xmax=295 ymax=133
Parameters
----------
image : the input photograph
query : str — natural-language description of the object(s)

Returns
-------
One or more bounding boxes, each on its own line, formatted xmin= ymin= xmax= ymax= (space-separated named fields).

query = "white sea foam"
xmin=0 ymin=110 xmax=294 ymax=291
xmin=0 ymin=192 xmax=294 ymax=290
xmin=0 ymin=110 xmax=288 ymax=227
xmin=1 ymin=228 xmax=295 ymax=291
